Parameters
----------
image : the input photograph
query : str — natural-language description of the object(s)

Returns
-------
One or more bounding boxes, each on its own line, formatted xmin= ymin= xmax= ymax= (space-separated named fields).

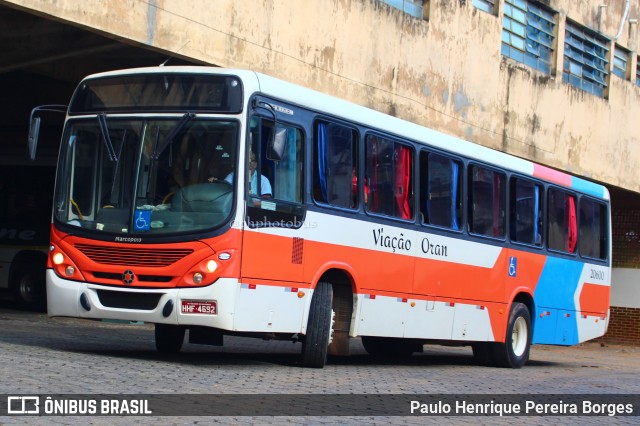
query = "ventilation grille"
xmin=96 ymin=289 xmax=162 ymax=310
xmin=291 ymin=237 xmax=304 ymax=264
xmin=75 ymin=244 xmax=193 ymax=267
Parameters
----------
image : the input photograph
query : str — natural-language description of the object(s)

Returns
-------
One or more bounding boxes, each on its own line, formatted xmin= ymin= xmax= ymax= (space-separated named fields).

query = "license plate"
xmin=181 ymin=300 xmax=217 ymax=315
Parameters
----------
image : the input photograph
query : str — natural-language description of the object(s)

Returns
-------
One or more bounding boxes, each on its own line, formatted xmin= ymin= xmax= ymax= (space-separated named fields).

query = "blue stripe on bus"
xmin=571 ymin=177 xmax=605 ymax=199
xmin=532 ymin=257 xmax=584 ymax=345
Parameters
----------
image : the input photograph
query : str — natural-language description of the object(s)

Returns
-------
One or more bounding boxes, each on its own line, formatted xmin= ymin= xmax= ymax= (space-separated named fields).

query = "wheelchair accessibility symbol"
xmin=508 ymin=256 xmax=517 ymax=277
xmin=134 ymin=210 xmax=151 ymax=231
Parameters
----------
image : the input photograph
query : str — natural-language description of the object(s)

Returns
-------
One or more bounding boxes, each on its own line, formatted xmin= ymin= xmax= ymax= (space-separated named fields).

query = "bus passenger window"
xmin=510 ymin=178 xmax=542 ymax=246
xmin=314 ymin=121 xmax=358 ymax=209
xmin=548 ymin=189 xmax=577 ymax=253
xmin=579 ymin=198 xmax=607 ymax=260
xmin=469 ymin=165 xmax=505 ymax=238
xmin=420 ymin=151 xmax=461 ymax=230
xmin=365 ymin=135 xmax=413 ymax=220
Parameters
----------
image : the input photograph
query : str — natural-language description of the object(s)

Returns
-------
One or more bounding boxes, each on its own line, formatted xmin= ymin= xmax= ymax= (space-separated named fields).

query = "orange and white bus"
xmin=30 ymin=66 xmax=611 ymax=368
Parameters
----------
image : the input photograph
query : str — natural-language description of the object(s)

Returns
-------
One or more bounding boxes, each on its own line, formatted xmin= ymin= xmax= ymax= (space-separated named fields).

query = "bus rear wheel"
xmin=492 ymin=302 xmax=531 ymax=368
xmin=155 ymin=324 xmax=185 ymax=354
xmin=300 ymin=282 xmax=333 ymax=368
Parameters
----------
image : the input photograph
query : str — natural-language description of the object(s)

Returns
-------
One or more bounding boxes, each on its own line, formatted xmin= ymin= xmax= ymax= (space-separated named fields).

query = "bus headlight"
xmin=193 ymin=272 xmax=204 ymax=284
xmin=52 ymin=252 xmax=65 ymax=265
xmin=206 ymin=260 xmax=218 ymax=273
xmin=49 ymin=244 xmax=85 ymax=282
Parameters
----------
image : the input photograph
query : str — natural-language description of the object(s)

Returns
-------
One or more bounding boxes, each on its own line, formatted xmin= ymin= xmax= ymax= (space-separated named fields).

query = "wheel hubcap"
xmin=511 ymin=317 xmax=528 ymax=357
xmin=19 ymin=275 xmax=37 ymax=303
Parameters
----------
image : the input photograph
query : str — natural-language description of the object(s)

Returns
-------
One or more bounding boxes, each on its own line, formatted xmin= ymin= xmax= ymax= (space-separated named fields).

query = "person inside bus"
xmin=171 ymin=133 xmax=218 ymax=190
xmin=217 ymin=151 xmax=272 ymax=197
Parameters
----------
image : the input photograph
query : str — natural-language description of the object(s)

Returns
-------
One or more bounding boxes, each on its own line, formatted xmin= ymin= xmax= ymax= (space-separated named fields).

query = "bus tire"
xmin=300 ymin=282 xmax=333 ymax=368
xmin=155 ymin=324 xmax=185 ymax=354
xmin=10 ymin=263 xmax=46 ymax=312
xmin=492 ymin=302 xmax=531 ymax=368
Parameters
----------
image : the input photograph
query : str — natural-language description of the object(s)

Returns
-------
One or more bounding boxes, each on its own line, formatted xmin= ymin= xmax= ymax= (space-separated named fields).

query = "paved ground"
xmin=0 ymin=302 xmax=638 ymax=425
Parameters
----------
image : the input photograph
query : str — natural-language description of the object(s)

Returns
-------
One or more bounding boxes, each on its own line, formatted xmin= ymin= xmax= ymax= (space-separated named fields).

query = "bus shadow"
xmin=65 ymin=346 xmax=561 ymax=370
xmin=0 ymin=307 xmax=562 ymax=369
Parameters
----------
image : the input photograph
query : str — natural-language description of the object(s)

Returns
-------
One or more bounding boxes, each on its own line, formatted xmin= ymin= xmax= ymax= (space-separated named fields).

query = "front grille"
xmin=96 ymin=289 xmax=162 ymax=310
xmin=75 ymin=244 xmax=193 ymax=267
xmin=92 ymin=272 xmax=173 ymax=283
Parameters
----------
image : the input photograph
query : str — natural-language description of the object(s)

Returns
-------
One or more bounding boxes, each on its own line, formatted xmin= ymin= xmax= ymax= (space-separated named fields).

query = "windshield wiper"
xmin=152 ymin=112 xmax=196 ymax=160
xmin=97 ymin=113 xmax=118 ymax=162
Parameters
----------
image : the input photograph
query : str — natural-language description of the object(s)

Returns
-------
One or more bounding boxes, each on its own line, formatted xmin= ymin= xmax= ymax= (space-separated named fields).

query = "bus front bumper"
xmin=46 ymin=270 xmax=238 ymax=330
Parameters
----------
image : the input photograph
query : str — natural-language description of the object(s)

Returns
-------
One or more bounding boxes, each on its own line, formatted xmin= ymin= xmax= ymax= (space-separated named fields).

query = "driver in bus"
xmin=217 ymin=150 xmax=272 ymax=197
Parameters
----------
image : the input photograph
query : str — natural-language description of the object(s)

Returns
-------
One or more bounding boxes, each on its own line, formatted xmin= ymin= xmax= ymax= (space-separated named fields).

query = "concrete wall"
xmin=603 ymin=266 xmax=640 ymax=345
xmin=612 ymin=268 xmax=640 ymax=308
xmin=4 ymin=0 xmax=640 ymax=193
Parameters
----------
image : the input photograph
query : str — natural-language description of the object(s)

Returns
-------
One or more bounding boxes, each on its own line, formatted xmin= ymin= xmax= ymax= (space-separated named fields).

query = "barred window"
xmin=378 ymin=0 xmax=426 ymax=19
xmin=563 ymin=21 xmax=609 ymax=97
xmin=473 ymin=0 xmax=496 ymax=14
xmin=502 ymin=0 xmax=556 ymax=74
xmin=613 ymin=45 xmax=629 ymax=79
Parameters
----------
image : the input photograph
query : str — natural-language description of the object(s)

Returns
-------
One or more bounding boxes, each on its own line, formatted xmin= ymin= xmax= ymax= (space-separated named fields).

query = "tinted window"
xmin=548 ymin=188 xmax=577 ymax=253
xmin=420 ymin=151 xmax=462 ymax=230
xmin=365 ymin=135 xmax=413 ymax=220
xmin=510 ymin=178 xmax=542 ymax=246
xmin=579 ymin=198 xmax=608 ymax=260
xmin=313 ymin=121 xmax=358 ymax=209
xmin=469 ymin=165 xmax=506 ymax=238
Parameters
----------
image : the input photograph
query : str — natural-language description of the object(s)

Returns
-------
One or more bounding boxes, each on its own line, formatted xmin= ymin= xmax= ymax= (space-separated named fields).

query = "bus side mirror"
xmin=28 ymin=116 xmax=41 ymax=161
xmin=27 ymin=104 xmax=67 ymax=161
xmin=268 ymin=127 xmax=287 ymax=161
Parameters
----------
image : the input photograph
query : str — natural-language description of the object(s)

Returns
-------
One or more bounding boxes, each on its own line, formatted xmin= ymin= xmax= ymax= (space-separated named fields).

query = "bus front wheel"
xmin=300 ymin=282 xmax=333 ymax=368
xmin=155 ymin=324 xmax=185 ymax=354
xmin=492 ymin=302 xmax=531 ymax=368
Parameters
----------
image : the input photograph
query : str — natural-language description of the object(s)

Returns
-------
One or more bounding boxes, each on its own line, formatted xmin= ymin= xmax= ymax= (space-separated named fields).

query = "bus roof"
xmin=80 ymin=66 xmax=609 ymax=201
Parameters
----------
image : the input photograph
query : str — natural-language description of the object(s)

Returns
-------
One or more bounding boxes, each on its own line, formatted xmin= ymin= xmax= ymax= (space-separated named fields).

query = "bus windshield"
xmin=54 ymin=117 xmax=238 ymax=236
